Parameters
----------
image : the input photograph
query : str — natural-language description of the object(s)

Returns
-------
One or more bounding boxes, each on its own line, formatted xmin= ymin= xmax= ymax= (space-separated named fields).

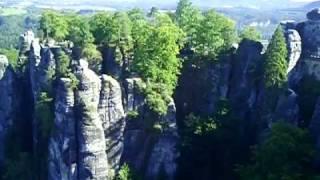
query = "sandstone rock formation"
xmin=74 ymin=60 xmax=109 ymax=179
xmin=0 ymin=55 xmax=15 ymax=166
xmin=122 ymin=78 xmax=179 ymax=179
xmin=48 ymin=78 xmax=77 ymax=180
xmin=99 ymin=75 xmax=125 ymax=174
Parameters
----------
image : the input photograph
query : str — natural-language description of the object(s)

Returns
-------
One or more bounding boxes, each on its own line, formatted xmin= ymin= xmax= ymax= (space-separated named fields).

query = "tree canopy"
xmin=263 ymin=26 xmax=288 ymax=89
xmin=238 ymin=122 xmax=315 ymax=180
xmin=133 ymin=13 xmax=184 ymax=114
xmin=239 ymin=26 xmax=262 ymax=41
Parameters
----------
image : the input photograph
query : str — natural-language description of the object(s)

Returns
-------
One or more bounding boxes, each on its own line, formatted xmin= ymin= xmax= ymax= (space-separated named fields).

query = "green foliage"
xmin=66 ymin=15 xmax=94 ymax=48
xmin=82 ymin=43 xmax=102 ymax=69
xmin=296 ymin=75 xmax=320 ymax=127
xmin=0 ymin=48 xmax=19 ymax=68
xmin=55 ymin=51 xmax=79 ymax=89
xmin=117 ymin=163 xmax=133 ymax=180
xmin=39 ymin=11 xmax=69 ymax=41
xmin=193 ymin=10 xmax=237 ymax=59
xmin=127 ymin=110 xmax=139 ymax=119
xmin=148 ymin=7 xmax=159 ymax=17
xmin=239 ymin=26 xmax=262 ymax=41
xmin=263 ymin=26 xmax=288 ymax=89
xmin=185 ymin=113 xmax=216 ymax=135
xmin=133 ymin=14 xmax=184 ymax=115
xmin=178 ymin=99 xmax=254 ymax=179
xmin=237 ymin=122 xmax=315 ymax=180
xmin=90 ymin=12 xmax=133 ymax=48
xmin=90 ymin=12 xmax=113 ymax=45
xmin=35 ymin=92 xmax=54 ymax=139
xmin=0 ymin=15 xmax=37 ymax=49
xmin=3 ymin=152 xmax=34 ymax=180
xmin=56 ymin=51 xmax=70 ymax=77
xmin=175 ymin=0 xmax=203 ymax=44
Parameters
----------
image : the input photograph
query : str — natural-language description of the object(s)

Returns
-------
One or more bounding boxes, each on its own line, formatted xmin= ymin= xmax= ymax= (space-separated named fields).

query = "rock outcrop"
xmin=0 ymin=55 xmax=15 ymax=166
xmin=99 ymin=75 xmax=125 ymax=175
xmin=274 ymin=89 xmax=299 ymax=125
xmin=48 ymin=78 xmax=77 ymax=180
xmin=74 ymin=60 xmax=109 ymax=179
xmin=228 ymin=40 xmax=263 ymax=120
xmin=285 ymin=29 xmax=302 ymax=74
xmin=307 ymin=8 xmax=320 ymax=21
xmin=145 ymin=100 xmax=179 ymax=180
xmin=122 ymin=78 xmax=179 ymax=179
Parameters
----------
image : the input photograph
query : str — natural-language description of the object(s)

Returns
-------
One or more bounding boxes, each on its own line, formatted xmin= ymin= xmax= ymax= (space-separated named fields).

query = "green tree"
xmin=82 ymin=43 xmax=102 ymax=71
xmin=175 ymin=0 xmax=203 ymax=44
xmin=67 ymin=15 xmax=94 ymax=48
xmin=263 ymin=26 xmax=288 ymax=89
xmin=133 ymin=14 xmax=184 ymax=114
xmin=0 ymin=48 xmax=19 ymax=69
xmin=89 ymin=12 xmax=113 ymax=45
xmin=39 ymin=11 xmax=68 ymax=41
xmin=56 ymin=51 xmax=70 ymax=78
xmin=239 ymin=26 xmax=262 ymax=41
xmin=194 ymin=10 xmax=236 ymax=60
xmin=237 ymin=122 xmax=315 ymax=180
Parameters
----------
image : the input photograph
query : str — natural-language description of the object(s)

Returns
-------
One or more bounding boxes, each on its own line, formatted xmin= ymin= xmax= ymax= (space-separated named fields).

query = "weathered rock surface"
xmin=75 ymin=60 xmax=109 ymax=179
xmin=0 ymin=55 xmax=15 ymax=165
xmin=274 ymin=89 xmax=299 ymax=125
xmin=48 ymin=78 xmax=77 ymax=180
xmin=99 ymin=75 xmax=125 ymax=174
xmin=228 ymin=40 xmax=263 ymax=120
xmin=122 ymin=78 xmax=179 ymax=179
xmin=285 ymin=29 xmax=302 ymax=74
xmin=145 ymin=100 xmax=179 ymax=180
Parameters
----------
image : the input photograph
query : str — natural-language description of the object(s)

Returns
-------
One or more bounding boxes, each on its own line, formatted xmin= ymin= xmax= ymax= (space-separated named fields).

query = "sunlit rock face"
xmin=74 ymin=59 xmax=109 ymax=180
xmin=98 ymin=75 xmax=125 ymax=175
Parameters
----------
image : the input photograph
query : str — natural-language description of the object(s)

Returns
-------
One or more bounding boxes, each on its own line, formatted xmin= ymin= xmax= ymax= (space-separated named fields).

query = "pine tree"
xmin=263 ymin=26 xmax=288 ymax=89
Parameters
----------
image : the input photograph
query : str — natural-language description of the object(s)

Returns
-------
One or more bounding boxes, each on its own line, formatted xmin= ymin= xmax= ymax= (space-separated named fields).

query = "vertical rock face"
xmin=0 ymin=55 xmax=15 ymax=165
xmin=101 ymin=47 xmax=123 ymax=79
xmin=29 ymin=41 xmax=56 ymax=100
xmin=122 ymin=78 xmax=179 ymax=179
xmin=98 ymin=75 xmax=125 ymax=174
xmin=228 ymin=40 xmax=263 ymax=120
xmin=274 ymin=89 xmax=299 ymax=125
xmin=75 ymin=60 xmax=109 ymax=179
xmin=145 ymin=100 xmax=179 ymax=180
xmin=285 ymin=29 xmax=302 ymax=74
xmin=124 ymin=78 xmax=145 ymax=112
xmin=48 ymin=78 xmax=77 ymax=180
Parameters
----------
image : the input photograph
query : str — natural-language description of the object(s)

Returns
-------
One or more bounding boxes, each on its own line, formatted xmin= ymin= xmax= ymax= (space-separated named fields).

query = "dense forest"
xmin=1 ymin=0 xmax=320 ymax=180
